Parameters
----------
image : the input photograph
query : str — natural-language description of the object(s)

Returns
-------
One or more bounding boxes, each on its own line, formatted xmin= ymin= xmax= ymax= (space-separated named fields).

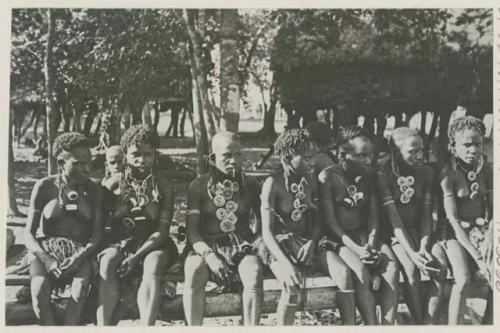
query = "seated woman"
xmin=318 ymin=126 xmax=399 ymax=325
xmin=25 ymin=132 xmax=104 ymax=325
xmin=376 ymin=127 xmax=447 ymax=324
xmin=183 ymin=131 xmax=263 ymax=326
xmin=97 ymin=125 xmax=178 ymax=326
xmin=259 ymin=129 xmax=356 ymax=325
xmin=438 ymin=116 xmax=493 ymax=324
xmin=304 ymin=121 xmax=337 ymax=175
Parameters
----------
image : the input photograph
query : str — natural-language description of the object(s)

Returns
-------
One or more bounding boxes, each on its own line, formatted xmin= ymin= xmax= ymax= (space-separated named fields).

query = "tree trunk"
xmin=183 ymin=9 xmax=216 ymax=140
xmin=33 ymin=110 xmax=41 ymax=140
xmin=72 ymin=101 xmax=83 ymax=132
xmin=437 ymin=105 xmax=452 ymax=167
xmin=188 ymin=43 xmax=209 ymax=175
xmin=83 ymin=101 xmax=98 ymax=136
xmin=419 ymin=110 xmax=427 ymax=137
xmin=44 ymin=9 xmax=58 ymax=175
xmin=8 ymin=109 xmax=23 ymax=217
xmin=219 ymin=9 xmax=240 ymax=133
xmin=180 ymin=107 xmax=187 ymax=138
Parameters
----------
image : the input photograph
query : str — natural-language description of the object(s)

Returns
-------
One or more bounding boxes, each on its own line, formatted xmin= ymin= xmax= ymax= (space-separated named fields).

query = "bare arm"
xmin=366 ymin=187 xmax=379 ymax=248
xmin=441 ymin=175 xmax=481 ymax=260
xmin=24 ymin=179 xmax=52 ymax=264
xmin=185 ymin=178 xmax=212 ymax=256
xmin=376 ymin=172 xmax=416 ymax=254
xmin=419 ymin=168 xmax=434 ymax=251
xmin=260 ymin=176 xmax=294 ymax=266
xmin=318 ymin=171 xmax=363 ymax=256
xmin=73 ymin=183 xmax=104 ymax=261
xmin=132 ymin=177 xmax=173 ymax=260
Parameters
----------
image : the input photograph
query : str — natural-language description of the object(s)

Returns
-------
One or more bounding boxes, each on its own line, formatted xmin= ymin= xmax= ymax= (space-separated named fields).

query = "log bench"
xmin=5 ymin=260 xmax=491 ymax=325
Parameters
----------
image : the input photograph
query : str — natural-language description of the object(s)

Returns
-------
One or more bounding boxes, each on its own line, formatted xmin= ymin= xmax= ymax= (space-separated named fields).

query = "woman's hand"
xmin=117 ymin=255 xmax=139 ymax=278
xmin=205 ymin=252 xmax=232 ymax=285
xmin=281 ymin=261 xmax=303 ymax=289
xmin=60 ymin=254 xmax=84 ymax=275
xmin=297 ymin=240 xmax=315 ymax=265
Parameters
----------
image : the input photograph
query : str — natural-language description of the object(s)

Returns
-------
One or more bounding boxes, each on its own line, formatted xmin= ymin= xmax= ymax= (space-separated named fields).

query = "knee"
xmin=334 ymin=265 xmax=353 ymax=290
xmin=71 ymin=279 xmax=90 ymax=303
xmin=383 ymin=257 xmax=400 ymax=281
xmin=184 ymin=255 xmax=209 ymax=289
xmin=402 ymin=261 xmax=419 ymax=285
xmin=353 ymin=265 xmax=371 ymax=286
xmin=239 ymin=256 xmax=263 ymax=291
xmin=453 ymin=271 xmax=471 ymax=291
xmin=281 ymin=286 xmax=301 ymax=306
xmin=99 ymin=248 xmax=122 ymax=279
xmin=143 ymin=250 xmax=168 ymax=277
xmin=31 ymin=276 xmax=51 ymax=304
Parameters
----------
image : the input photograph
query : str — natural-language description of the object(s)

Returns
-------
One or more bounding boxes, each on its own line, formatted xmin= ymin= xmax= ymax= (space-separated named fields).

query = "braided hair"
xmin=52 ymin=132 xmax=90 ymax=201
xmin=447 ymin=116 xmax=486 ymax=172
xmin=119 ymin=124 xmax=159 ymax=204
xmin=53 ymin=132 xmax=88 ymax=159
xmin=448 ymin=116 xmax=485 ymax=149
xmin=120 ymin=124 xmax=157 ymax=153
xmin=337 ymin=125 xmax=372 ymax=157
xmin=274 ymin=128 xmax=311 ymax=159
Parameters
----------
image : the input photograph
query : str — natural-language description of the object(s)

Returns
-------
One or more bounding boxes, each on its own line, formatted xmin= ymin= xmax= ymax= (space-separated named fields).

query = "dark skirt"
xmin=183 ymin=230 xmax=260 ymax=290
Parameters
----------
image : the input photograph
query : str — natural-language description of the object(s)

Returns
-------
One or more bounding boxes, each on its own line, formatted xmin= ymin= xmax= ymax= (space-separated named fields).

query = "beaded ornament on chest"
xmin=56 ymin=175 xmax=89 ymax=212
xmin=208 ymin=177 xmax=242 ymax=233
xmin=457 ymin=156 xmax=483 ymax=201
xmin=391 ymin=156 xmax=416 ymax=204
xmin=288 ymin=177 xmax=309 ymax=222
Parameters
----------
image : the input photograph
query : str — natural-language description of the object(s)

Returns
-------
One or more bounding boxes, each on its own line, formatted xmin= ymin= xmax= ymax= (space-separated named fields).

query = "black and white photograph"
xmin=3 ymin=2 xmax=496 ymax=327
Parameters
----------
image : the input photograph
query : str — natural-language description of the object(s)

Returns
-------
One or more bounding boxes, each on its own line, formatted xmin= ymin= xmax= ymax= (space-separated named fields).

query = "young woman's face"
xmin=345 ymin=137 xmax=374 ymax=173
xmin=453 ymin=128 xmax=484 ymax=165
xmin=59 ymin=146 xmax=91 ymax=184
xmin=125 ymin=143 xmax=155 ymax=176
xmin=287 ymin=142 xmax=318 ymax=176
xmin=398 ymin=135 xmax=424 ymax=168
xmin=106 ymin=151 xmax=122 ymax=175
xmin=214 ymin=140 xmax=241 ymax=176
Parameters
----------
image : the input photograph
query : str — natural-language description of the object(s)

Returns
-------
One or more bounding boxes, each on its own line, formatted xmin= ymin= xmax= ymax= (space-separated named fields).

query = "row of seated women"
xmin=25 ymin=116 xmax=492 ymax=326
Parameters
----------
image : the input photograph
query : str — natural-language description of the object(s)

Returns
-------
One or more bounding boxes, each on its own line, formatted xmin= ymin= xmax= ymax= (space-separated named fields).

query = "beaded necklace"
xmin=340 ymin=161 xmax=366 ymax=207
xmin=391 ymin=155 xmax=415 ymax=204
xmin=457 ymin=156 xmax=483 ymax=200
xmin=56 ymin=173 xmax=88 ymax=211
xmin=208 ymin=172 xmax=244 ymax=233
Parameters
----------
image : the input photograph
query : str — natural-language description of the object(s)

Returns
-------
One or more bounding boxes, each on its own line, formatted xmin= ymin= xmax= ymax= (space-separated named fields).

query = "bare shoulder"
xmin=103 ymin=173 xmax=121 ymax=191
xmin=439 ymin=165 xmax=454 ymax=182
xmin=188 ymin=173 xmax=209 ymax=194
xmin=318 ymin=164 xmax=339 ymax=184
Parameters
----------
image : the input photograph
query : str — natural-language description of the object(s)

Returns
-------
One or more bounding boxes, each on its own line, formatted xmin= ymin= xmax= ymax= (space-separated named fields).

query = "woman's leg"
xmin=444 ymin=239 xmax=471 ymax=325
xmin=378 ymin=243 xmax=399 ymax=325
xmin=337 ymin=246 xmax=378 ymax=325
xmin=29 ymin=258 xmax=55 ymax=325
xmin=269 ymin=261 xmax=302 ymax=325
xmin=64 ymin=259 xmax=92 ymax=325
xmin=482 ymin=287 xmax=493 ymax=324
xmin=316 ymin=250 xmax=356 ymax=324
xmin=425 ymin=242 xmax=448 ymax=324
xmin=237 ymin=255 xmax=263 ymax=325
xmin=96 ymin=247 xmax=124 ymax=326
xmin=391 ymin=242 xmax=423 ymax=324
xmin=183 ymin=254 xmax=209 ymax=325
xmin=137 ymin=249 xmax=170 ymax=326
